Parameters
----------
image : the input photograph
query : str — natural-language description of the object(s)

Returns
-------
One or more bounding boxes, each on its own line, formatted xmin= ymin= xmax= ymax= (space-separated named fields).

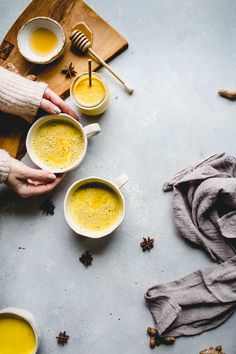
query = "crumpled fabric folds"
xmin=145 ymin=153 xmax=236 ymax=337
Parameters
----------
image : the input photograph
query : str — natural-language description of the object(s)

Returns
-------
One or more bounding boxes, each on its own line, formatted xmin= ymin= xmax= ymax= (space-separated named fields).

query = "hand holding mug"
xmin=7 ymin=158 xmax=63 ymax=198
xmin=40 ymin=87 xmax=79 ymax=119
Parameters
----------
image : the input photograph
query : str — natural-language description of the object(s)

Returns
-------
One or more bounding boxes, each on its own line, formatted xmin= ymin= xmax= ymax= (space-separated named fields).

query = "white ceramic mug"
xmin=0 ymin=307 xmax=40 ymax=353
xmin=64 ymin=174 xmax=129 ymax=238
xmin=26 ymin=114 xmax=101 ymax=173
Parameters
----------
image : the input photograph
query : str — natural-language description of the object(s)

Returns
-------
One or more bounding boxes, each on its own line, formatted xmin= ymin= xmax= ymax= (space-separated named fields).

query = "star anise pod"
xmin=140 ymin=237 xmax=154 ymax=251
xmin=40 ymin=198 xmax=55 ymax=215
xmin=61 ymin=62 xmax=77 ymax=78
xmin=79 ymin=251 xmax=93 ymax=267
xmin=56 ymin=331 xmax=69 ymax=345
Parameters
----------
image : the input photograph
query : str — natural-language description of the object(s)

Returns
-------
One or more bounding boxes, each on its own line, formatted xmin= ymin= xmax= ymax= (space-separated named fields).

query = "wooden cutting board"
xmin=0 ymin=0 xmax=128 ymax=159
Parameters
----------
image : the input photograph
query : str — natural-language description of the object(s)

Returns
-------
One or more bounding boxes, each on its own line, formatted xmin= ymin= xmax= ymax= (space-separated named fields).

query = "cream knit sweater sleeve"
xmin=0 ymin=150 xmax=11 ymax=183
xmin=0 ymin=67 xmax=48 ymax=184
xmin=0 ymin=67 xmax=47 ymax=123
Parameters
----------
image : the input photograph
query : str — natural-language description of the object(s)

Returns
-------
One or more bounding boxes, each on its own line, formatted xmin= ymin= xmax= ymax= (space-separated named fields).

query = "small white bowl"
xmin=17 ymin=17 xmax=65 ymax=64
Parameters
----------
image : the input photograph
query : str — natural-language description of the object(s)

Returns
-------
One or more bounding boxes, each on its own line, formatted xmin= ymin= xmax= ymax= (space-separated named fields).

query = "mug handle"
xmin=84 ymin=123 xmax=101 ymax=138
xmin=114 ymin=174 xmax=129 ymax=189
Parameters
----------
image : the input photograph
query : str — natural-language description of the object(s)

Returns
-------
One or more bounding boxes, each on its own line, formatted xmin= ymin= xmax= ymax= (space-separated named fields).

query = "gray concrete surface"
xmin=0 ymin=0 xmax=236 ymax=353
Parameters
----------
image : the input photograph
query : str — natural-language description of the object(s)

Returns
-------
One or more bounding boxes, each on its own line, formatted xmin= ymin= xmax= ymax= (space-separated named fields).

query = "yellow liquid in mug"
xmin=73 ymin=75 xmax=105 ymax=106
xmin=32 ymin=120 xmax=85 ymax=170
xmin=29 ymin=27 xmax=58 ymax=55
xmin=0 ymin=316 xmax=36 ymax=354
xmin=69 ymin=182 xmax=122 ymax=232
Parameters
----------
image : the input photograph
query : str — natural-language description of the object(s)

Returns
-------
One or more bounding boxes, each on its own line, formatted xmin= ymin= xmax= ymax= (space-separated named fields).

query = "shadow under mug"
xmin=0 ymin=307 xmax=40 ymax=354
xmin=64 ymin=174 xmax=129 ymax=238
xmin=26 ymin=113 xmax=101 ymax=173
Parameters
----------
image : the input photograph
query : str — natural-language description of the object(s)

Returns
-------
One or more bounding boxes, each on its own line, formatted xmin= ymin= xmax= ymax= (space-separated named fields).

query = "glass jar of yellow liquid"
xmin=71 ymin=72 xmax=110 ymax=116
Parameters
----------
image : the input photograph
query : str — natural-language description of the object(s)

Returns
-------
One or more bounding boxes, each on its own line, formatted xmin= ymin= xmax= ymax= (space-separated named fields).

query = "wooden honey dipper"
xmin=69 ymin=24 xmax=134 ymax=94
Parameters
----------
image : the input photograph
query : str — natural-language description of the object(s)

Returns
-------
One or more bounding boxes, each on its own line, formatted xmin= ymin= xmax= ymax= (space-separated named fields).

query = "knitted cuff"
xmin=0 ymin=150 xmax=11 ymax=183
xmin=0 ymin=67 xmax=48 ymax=123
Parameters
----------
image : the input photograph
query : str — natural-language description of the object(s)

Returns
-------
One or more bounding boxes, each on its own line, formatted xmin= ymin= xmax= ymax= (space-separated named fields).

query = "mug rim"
xmin=0 ymin=307 xmax=39 ymax=354
xmin=26 ymin=114 xmax=88 ymax=173
xmin=17 ymin=16 xmax=66 ymax=64
xmin=64 ymin=176 xmax=126 ymax=238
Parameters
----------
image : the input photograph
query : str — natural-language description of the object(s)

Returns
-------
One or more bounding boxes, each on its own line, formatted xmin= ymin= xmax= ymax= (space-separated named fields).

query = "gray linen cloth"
xmin=145 ymin=153 xmax=236 ymax=337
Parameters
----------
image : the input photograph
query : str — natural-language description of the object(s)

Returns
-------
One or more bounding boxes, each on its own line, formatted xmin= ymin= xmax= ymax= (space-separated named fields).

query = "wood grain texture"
xmin=0 ymin=0 xmax=128 ymax=158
